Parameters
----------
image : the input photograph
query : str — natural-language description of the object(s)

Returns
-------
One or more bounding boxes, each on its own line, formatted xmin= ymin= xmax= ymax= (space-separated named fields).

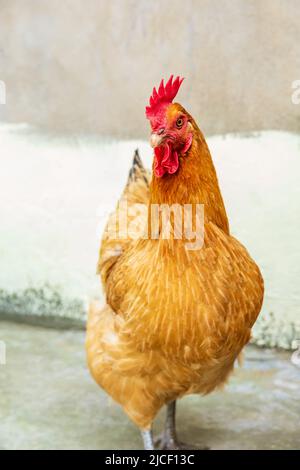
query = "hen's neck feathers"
xmin=149 ymin=122 xmax=229 ymax=235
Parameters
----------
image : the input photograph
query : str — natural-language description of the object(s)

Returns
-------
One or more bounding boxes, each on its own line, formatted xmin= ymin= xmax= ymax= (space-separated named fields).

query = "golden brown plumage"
xmin=86 ymin=91 xmax=264 ymax=449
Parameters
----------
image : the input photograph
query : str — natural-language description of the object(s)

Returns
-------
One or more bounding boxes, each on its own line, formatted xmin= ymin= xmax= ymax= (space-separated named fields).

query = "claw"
xmin=154 ymin=433 xmax=208 ymax=450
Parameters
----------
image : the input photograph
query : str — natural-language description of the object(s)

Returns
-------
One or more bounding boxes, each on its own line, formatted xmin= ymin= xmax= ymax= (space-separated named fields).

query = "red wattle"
xmin=154 ymin=143 xmax=179 ymax=178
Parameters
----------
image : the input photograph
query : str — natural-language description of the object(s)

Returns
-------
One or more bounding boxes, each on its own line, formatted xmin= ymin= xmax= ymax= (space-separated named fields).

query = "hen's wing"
xmin=98 ymin=149 xmax=150 ymax=290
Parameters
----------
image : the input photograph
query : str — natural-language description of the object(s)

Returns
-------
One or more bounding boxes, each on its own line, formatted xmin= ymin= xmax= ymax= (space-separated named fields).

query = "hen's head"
xmin=146 ymin=75 xmax=193 ymax=178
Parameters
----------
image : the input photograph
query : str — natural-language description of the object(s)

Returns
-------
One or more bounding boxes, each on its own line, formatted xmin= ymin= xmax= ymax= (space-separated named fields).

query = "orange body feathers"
xmin=86 ymin=108 xmax=264 ymax=430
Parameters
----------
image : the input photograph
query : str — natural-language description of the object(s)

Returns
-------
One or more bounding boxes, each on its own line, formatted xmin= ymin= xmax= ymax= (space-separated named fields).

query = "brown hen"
xmin=86 ymin=77 xmax=264 ymax=450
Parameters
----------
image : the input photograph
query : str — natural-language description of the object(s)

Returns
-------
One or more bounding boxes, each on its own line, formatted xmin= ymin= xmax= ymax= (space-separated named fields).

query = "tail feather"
xmin=98 ymin=149 xmax=150 ymax=282
xmin=127 ymin=149 xmax=149 ymax=185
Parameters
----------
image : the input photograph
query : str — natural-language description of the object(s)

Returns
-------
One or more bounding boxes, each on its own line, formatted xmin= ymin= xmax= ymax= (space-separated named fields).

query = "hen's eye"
xmin=176 ymin=117 xmax=184 ymax=128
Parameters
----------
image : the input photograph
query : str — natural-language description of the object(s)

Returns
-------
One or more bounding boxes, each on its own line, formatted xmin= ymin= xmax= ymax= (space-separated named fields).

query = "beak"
xmin=150 ymin=133 xmax=164 ymax=148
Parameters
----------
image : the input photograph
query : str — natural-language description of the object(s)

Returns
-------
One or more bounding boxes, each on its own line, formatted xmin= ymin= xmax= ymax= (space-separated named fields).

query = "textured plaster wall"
xmin=0 ymin=0 xmax=300 ymax=137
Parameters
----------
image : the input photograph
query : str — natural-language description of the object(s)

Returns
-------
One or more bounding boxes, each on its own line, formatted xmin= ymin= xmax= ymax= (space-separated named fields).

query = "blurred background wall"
xmin=0 ymin=0 xmax=299 ymax=138
xmin=0 ymin=0 xmax=300 ymax=350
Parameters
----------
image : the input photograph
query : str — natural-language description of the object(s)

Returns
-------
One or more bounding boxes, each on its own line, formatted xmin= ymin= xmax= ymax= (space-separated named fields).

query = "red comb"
xmin=146 ymin=75 xmax=184 ymax=119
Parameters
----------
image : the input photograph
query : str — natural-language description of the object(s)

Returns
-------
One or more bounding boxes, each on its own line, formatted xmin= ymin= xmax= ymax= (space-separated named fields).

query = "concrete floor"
xmin=0 ymin=321 xmax=299 ymax=450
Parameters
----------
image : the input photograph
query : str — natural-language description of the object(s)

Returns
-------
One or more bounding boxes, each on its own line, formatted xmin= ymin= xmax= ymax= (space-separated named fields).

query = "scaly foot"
xmin=154 ymin=433 xmax=208 ymax=450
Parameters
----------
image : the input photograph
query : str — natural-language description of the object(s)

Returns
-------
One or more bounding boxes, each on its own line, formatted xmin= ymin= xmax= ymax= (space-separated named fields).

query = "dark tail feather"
xmin=127 ymin=149 xmax=149 ymax=185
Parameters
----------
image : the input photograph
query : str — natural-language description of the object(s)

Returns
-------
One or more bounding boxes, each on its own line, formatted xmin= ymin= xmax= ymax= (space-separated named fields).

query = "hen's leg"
xmin=140 ymin=429 xmax=154 ymax=450
xmin=155 ymin=401 xmax=181 ymax=449
xmin=155 ymin=401 xmax=207 ymax=450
